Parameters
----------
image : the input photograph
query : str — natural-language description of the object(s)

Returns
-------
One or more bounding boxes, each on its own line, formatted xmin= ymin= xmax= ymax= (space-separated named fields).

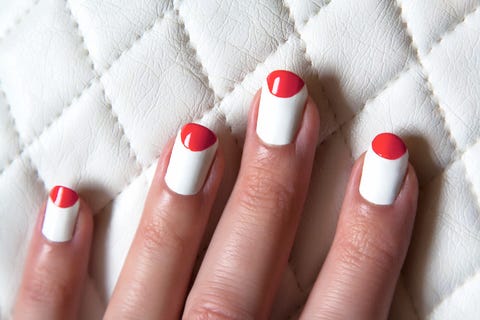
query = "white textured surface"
xmin=0 ymin=0 xmax=479 ymax=318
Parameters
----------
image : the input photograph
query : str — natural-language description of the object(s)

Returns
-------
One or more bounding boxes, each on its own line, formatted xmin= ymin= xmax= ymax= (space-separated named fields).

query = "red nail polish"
xmin=181 ymin=123 xmax=217 ymax=152
xmin=371 ymin=133 xmax=407 ymax=160
xmin=266 ymin=70 xmax=305 ymax=98
xmin=42 ymin=185 xmax=80 ymax=242
xmin=166 ymin=123 xmax=219 ymax=195
xmin=258 ymin=70 xmax=308 ymax=145
xmin=50 ymin=185 xmax=79 ymax=208
xmin=359 ymin=133 xmax=409 ymax=205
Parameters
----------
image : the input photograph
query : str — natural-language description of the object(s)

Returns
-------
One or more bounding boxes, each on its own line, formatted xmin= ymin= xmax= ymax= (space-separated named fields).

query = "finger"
xmin=185 ymin=70 xmax=320 ymax=319
xmin=301 ymin=133 xmax=419 ymax=320
xmin=105 ymin=123 xmax=223 ymax=319
xmin=14 ymin=186 xmax=93 ymax=320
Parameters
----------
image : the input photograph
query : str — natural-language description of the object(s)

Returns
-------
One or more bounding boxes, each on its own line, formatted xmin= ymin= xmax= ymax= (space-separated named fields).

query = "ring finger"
xmin=104 ymin=123 xmax=224 ymax=319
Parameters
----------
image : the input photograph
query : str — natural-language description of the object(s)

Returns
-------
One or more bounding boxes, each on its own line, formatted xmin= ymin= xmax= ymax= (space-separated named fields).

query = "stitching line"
xmin=423 ymin=4 xmax=480 ymax=58
xmin=0 ymin=11 xmax=168 ymax=178
xmin=421 ymin=135 xmax=480 ymax=190
xmin=1 ymin=0 xmax=475 ymax=179
xmin=0 ymin=0 xmax=40 ymax=44
xmin=66 ymin=0 xmax=143 ymax=174
xmin=173 ymin=6 xmax=241 ymax=152
xmin=391 ymin=2 xmax=453 ymax=319
xmin=394 ymin=0 xmax=474 ymax=186
xmin=173 ymin=6 xmax=243 ymax=151
xmin=25 ymin=152 xmax=47 ymax=194
xmin=65 ymin=0 xmax=99 ymax=76
xmin=394 ymin=1 xmax=480 ymax=318
xmin=91 ymin=3 xmax=309 ymax=215
xmin=425 ymin=266 xmax=480 ymax=319
xmin=0 ymin=82 xmax=23 ymax=171
xmin=174 ymin=8 xmax=219 ymax=103
xmin=459 ymin=142 xmax=480 ymax=229
xmin=100 ymin=82 xmax=143 ymax=173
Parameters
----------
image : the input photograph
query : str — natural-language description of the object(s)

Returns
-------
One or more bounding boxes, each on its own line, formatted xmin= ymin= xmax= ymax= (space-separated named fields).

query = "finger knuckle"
xmin=23 ymin=266 xmax=73 ymax=306
xmin=139 ymin=213 xmax=186 ymax=255
xmin=186 ymin=302 xmax=253 ymax=320
xmin=237 ymin=166 xmax=294 ymax=221
xmin=337 ymin=219 xmax=400 ymax=273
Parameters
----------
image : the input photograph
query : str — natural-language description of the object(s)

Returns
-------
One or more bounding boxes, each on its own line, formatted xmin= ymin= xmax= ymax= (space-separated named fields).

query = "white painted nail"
xmin=42 ymin=186 xmax=80 ymax=242
xmin=359 ymin=133 xmax=409 ymax=205
xmin=164 ymin=123 xmax=218 ymax=195
xmin=256 ymin=70 xmax=308 ymax=146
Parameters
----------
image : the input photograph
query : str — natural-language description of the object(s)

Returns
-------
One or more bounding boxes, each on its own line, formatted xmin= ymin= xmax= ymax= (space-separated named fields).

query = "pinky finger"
xmin=14 ymin=186 xmax=93 ymax=320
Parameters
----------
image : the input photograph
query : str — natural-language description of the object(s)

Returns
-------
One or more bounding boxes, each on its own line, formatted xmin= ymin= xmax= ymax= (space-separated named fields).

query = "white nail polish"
xmin=164 ymin=123 xmax=218 ymax=195
xmin=256 ymin=70 xmax=308 ymax=146
xmin=359 ymin=133 xmax=409 ymax=205
xmin=42 ymin=186 xmax=80 ymax=242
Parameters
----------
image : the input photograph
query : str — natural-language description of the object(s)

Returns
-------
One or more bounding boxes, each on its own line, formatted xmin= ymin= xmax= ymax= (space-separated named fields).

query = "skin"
xmin=13 ymin=90 xmax=418 ymax=320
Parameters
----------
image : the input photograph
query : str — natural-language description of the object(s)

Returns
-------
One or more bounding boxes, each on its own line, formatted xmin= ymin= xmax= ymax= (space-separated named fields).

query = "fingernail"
xmin=42 ymin=185 xmax=80 ymax=242
xmin=359 ymin=133 xmax=409 ymax=205
xmin=256 ymin=70 xmax=308 ymax=146
xmin=164 ymin=123 xmax=218 ymax=195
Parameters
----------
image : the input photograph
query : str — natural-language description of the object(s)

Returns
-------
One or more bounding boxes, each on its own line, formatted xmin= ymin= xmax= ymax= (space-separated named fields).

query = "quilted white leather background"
xmin=1 ymin=0 xmax=480 ymax=318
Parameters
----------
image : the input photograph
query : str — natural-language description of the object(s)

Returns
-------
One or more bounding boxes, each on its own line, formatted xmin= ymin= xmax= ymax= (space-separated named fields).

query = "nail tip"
xmin=266 ymin=70 xmax=305 ymax=98
xmin=50 ymin=185 xmax=79 ymax=208
xmin=180 ymin=123 xmax=217 ymax=151
xmin=359 ymin=133 xmax=409 ymax=206
xmin=371 ymin=132 xmax=407 ymax=160
xmin=42 ymin=186 xmax=80 ymax=242
xmin=257 ymin=71 xmax=308 ymax=146
xmin=165 ymin=123 xmax=218 ymax=196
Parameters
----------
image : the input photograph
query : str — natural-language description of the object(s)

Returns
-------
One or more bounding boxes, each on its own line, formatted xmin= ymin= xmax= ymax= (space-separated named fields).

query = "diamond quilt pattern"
xmin=0 ymin=0 xmax=479 ymax=319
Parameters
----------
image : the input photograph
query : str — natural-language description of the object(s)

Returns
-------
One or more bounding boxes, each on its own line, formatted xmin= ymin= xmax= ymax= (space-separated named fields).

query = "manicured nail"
xmin=42 ymin=186 xmax=80 ymax=242
xmin=164 ymin=123 xmax=218 ymax=195
xmin=256 ymin=70 xmax=308 ymax=146
xmin=359 ymin=133 xmax=409 ymax=205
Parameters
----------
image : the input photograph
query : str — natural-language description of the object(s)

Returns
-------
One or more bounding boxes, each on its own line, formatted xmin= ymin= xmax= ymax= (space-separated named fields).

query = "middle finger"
xmin=184 ymin=71 xmax=320 ymax=319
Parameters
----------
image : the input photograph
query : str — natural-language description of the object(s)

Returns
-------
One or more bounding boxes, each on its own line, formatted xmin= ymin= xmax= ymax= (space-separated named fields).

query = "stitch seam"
xmin=0 ymin=0 xmax=40 ymax=44
xmin=421 ymin=136 xmax=480 ymax=190
xmin=25 ymin=153 xmax=47 ymax=193
xmin=459 ymin=147 xmax=480 ymax=227
xmin=173 ymin=9 xmax=219 ymax=103
xmin=424 ymin=4 xmax=480 ymax=57
xmin=0 ymin=12 xmax=168 ymax=178
xmin=2 ymin=0 xmax=471 ymax=179
xmin=65 ymin=0 xmax=99 ymax=76
xmin=425 ymin=266 xmax=480 ymax=319
xmin=1 ymin=0 xmax=474 ymax=180
xmin=100 ymin=82 xmax=143 ymax=173
xmin=394 ymin=0 xmax=459 ymax=158
xmin=394 ymin=2 xmax=475 ymax=319
xmin=66 ymin=0 xmax=144 ymax=181
xmin=173 ymin=8 xmax=241 ymax=149
xmin=0 ymin=82 xmax=23 ymax=172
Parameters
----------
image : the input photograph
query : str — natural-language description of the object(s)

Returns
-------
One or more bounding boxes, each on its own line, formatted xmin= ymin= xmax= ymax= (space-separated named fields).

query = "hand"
xmin=13 ymin=70 xmax=418 ymax=320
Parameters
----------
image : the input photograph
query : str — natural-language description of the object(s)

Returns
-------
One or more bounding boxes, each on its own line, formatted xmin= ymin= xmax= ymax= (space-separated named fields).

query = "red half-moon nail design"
xmin=359 ymin=133 xmax=409 ymax=205
xmin=181 ymin=123 xmax=217 ymax=151
xmin=372 ymin=133 xmax=407 ymax=160
xmin=50 ymin=185 xmax=79 ymax=208
xmin=266 ymin=70 xmax=305 ymax=98
xmin=165 ymin=123 xmax=218 ymax=195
